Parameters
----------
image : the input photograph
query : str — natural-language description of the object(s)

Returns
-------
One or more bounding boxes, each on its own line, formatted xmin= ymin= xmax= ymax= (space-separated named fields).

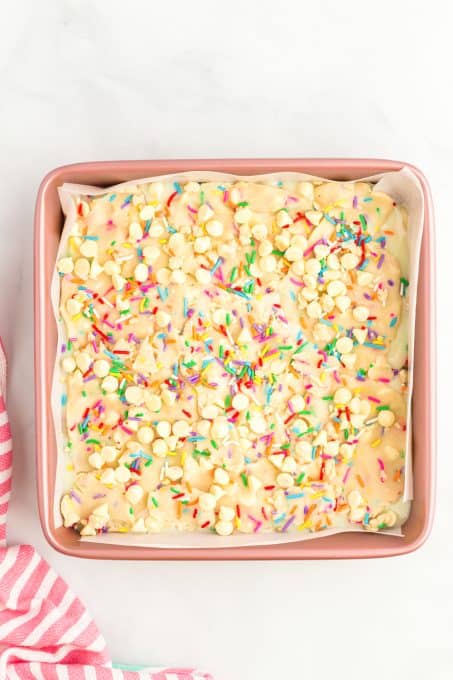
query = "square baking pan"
xmin=34 ymin=158 xmax=436 ymax=560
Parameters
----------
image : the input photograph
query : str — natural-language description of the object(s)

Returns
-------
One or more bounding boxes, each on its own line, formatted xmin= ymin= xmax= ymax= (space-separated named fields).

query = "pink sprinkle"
xmin=368 ymin=396 xmax=381 ymax=403
xmin=377 ymin=377 xmax=390 ymax=383
xmin=377 ymin=458 xmax=385 ymax=471
xmin=223 ymin=190 xmax=229 ymax=203
xmin=333 ymin=371 xmax=341 ymax=384
xmin=187 ymin=205 xmax=198 ymax=214
xmin=289 ymin=277 xmax=305 ymax=287
xmin=342 ymin=467 xmax=352 ymax=483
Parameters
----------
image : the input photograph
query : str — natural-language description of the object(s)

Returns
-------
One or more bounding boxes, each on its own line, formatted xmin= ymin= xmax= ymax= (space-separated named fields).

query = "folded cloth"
xmin=0 ymin=341 xmax=212 ymax=680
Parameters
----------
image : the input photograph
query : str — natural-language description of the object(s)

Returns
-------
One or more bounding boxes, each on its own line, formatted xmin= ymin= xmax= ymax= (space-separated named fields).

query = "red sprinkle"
xmin=167 ymin=191 xmax=178 ymax=207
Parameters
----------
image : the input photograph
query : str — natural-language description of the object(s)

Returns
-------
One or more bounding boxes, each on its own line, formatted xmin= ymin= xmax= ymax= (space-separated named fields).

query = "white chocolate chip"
xmin=172 ymin=420 xmax=190 ymax=438
xmin=58 ymin=257 xmax=74 ymax=274
xmin=307 ymin=300 xmax=322 ymax=319
xmin=125 ymin=386 xmax=144 ymax=405
xmin=235 ymin=207 xmax=252 ymax=224
xmin=251 ymin=223 xmax=267 ymax=240
xmin=134 ymin=263 xmax=149 ymax=282
xmin=194 ymin=236 xmax=211 ymax=253
xmin=352 ymin=306 xmax=369 ymax=322
xmin=152 ymin=438 xmax=168 ymax=457
xmin=195 ymin=268 xmax=211 ymax=284
xmin=104 ymin=260 xmax=120 ymax=275
xmin=258 ymin=240 xmax=273 ymax=257
xmin=102 ymin=375 xmax=118 ymax=393
xmin=75 ymin=352 xmax=91 ymax=373
xmin=62 ymin=356 xmax=76 ymax=373
xmin=206 ymin=219 xmax=224 ymax=237
xmin=334 ymin=387 xmax=352 ymax=404
xmin=80 ymin=240 xmax=98 ymax=258
xmin=249 ymin=415 xmax=266 ymax=434
xmin=219 ymin=505 xmax=235 ymax=521
xmin=298 ymin=182 xmax=314 ymax=199
xmin=93 ymin=359 xmax=110 ymax=378
xmin=167 ymin=465 xmax=184 ymax=481
xmin=232 ymin=393 xmax=249 ymax=411
xmin=143 ymin=246 xmax=160 ymax=263
xmin=198 ymin=204 xmax=214 ymax=222
xmin=353 ymin=328 xmax=368 ymax=344
xmin=112 ymin=273 xmax=126 ymax=291
xmin=126 ymin=484 xmax=144 ymax=504
xmin=342 ymin=353 xmax=356 ymax=368
xmin=336 ymin=295 xmax=351 ymax=313
xmin=156 ymin=267 xmax=171 ymax=284
xmin=281 ymin=456 xmax=297 ymax=473
xmin=276 ymin=472 xmax=293 ymax=489
xmin=341 ymin=253 xmax=359 ymax=270
xmin=115 ymin=466 xmax=131 ymax=483
xmin=137 ymin=426 xmax=154 ymax=444
xmin=88 ymin=452 xmax=103 ymax=469
xmin=215 ymin=520 xmax=233 ymax=536
xmin=129 ymin=222 xmax=143 ymax=241
xmin=170 ymin=269 xmax=186 ymax=284
xmin=259 ymin=255 xmax=276 ymax=273
xmin=305 ymin=210 xmax=322 ymax=225
xmin=276 ymin=210 xmax=292 ymax=228
xmin=275 ymin=233 xmax=290 ymax=250
xmin=199 ymin=492 xmax=216 ymax=511
xmin=305 ymin=258 xmax=321 ymax=276
xmin=145 ymin=394 xmax=162 ymax=412
xmin=101 ymin=446 xmax=118 ymax=463
xmin=132 ymin=518 xmax=147 ymax=533
xmin=327 ymin=253 xmax=340 ymax=270
xmin=285 ymin=246 xmax=303 ymax=262
xmin=290 ymin=394 xmax=305 ymax=412
xmin=140 ymin=205 xmax=155 ymax=221
xmin=156 ymin=420 xmax=171 ymax=438
xmin=66 ymin=298 xmax=82 ymax=316
xmin=327 ymin=280 xmax=346 ymax=297
xmin=336 ymin=337 xmax=353 ymax=354
xmin=155 ymin=310 xmax=171 ymax=327
xmin=74 ymin=258 xmax=90 ymax=279
xmin=377 ymin=410 xmax=396 ymax=427
xmin=214 ymin=468 xmax=230 ymax=486
xmin=100 ymin=468 xmax=117 ymax=486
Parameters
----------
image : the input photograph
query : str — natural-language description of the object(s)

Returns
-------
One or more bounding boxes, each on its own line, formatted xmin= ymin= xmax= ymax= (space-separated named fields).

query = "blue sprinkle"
xmin=174 ymin=182 xmax=183 ymax=194
xmin=323 ymin=213 xmax=336 ymax=225
xmin=286 ymin=493 xmax=305 ymax=500
xmin=108 ymin=193 xmax=116 ymax=202
xmin=61 ymin=394 xmax=67 ymax=406
xmin=389 ymin=316 xmax=398 ymax=327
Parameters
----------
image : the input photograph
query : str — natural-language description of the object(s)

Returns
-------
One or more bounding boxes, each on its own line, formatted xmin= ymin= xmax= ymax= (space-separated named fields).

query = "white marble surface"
xmin=1 ymin=1 xmax=452 ymax=678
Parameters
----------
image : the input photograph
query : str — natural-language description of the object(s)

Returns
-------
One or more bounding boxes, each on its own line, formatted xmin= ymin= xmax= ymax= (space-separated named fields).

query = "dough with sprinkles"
xmin=58 ymin=178 xmax=410 ymax=537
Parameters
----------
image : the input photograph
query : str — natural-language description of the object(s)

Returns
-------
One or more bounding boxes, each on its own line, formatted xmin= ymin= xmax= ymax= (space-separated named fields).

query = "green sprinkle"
xmin=210 ymin=440 xmax=218 ymax=449
xmin=376 ymin=405 xmax=390 ymax=411
xmin=237 ymin=201 xmax=249 ymax=207
xmin=81 ymin=390 xmax=87 ymax=397
xmin=241 ymin=472 xmax=249 ymax=487
xmin=293 ymin=342 xmax=309 ymax=355
xmin=226 ymin=313 xmax=232 ymax=326
xmin=129 ymin=507 xmax=134 ymax=515
xmin=359 ymin=214 xmax=367 ymax=231
xmin=272 ymin=249 xmax=286 ymax=257
xmin=229 ymin=267 xmax=238 ymax=282
xmin=295 ymin=472 xmax=306 ymax=484
xmin=85 ymin=438 xmax=100 ymax=445
xmin=151 ymin=497 xmax=159 ymax=508
xmin=322 ymin=396 xmax=333 ymax=401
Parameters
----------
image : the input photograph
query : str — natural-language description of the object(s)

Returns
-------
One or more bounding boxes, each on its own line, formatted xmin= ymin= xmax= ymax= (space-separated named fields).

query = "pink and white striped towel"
xmin=0 ymin=341 xmax=212 ymax=680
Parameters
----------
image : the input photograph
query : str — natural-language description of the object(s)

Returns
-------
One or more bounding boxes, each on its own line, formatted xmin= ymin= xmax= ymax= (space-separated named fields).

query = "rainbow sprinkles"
xmin=56 ymin=176 xmax=411 ymax=538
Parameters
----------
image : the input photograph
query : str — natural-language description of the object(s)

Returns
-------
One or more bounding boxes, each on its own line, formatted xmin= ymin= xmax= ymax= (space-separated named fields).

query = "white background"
xmin=0 ymin=1 xmax=451 ymax=678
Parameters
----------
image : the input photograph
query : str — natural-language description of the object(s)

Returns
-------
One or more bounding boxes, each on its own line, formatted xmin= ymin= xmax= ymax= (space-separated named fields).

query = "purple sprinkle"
xmin=70 ymin=491 xmax=81 ymax=504
xmin=377 ymin=254 xmax=385 ymax=269
xmin=282 ymin=515 xmax=296 ymax=532
xmin=353 ymin=196 xmax=358 ymax=209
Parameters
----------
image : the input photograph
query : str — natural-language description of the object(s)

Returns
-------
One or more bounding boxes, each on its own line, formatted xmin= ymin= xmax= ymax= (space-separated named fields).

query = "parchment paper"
xmin=52 ymin=168 xmax=423 ymax=548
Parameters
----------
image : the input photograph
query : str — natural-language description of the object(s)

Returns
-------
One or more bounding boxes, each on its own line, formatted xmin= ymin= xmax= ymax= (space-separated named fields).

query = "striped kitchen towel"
xmin=0 ymin=341 xmax=212 ymax=680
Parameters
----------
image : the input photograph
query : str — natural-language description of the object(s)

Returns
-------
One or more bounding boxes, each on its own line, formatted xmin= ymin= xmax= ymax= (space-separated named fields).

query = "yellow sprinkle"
xmin=235 ymin=517 xmax=241 ymax=529
xmin=180 ymin=451 xmax=187 ymax=466
xmin=371 ymin=439 xmax=381 ymax=448
xmin=66 ymin=464 xmax=73 ymax=471
xmin=72 ymin=314 xmax=82 ymax=321
xmin=122 ymin=242 xmax=133 ymax=249
xmin=167 ymin=451 xmax=177 ymax=457
xmin=320 ymin=372 xmax=326 ymax=383
xmin=118 ymin=527 xmax=129 ymax=533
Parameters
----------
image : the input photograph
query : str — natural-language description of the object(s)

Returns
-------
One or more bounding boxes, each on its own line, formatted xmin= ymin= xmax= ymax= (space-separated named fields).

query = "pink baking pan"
xmin=34 ymin=159 xmax=436 ymax=560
